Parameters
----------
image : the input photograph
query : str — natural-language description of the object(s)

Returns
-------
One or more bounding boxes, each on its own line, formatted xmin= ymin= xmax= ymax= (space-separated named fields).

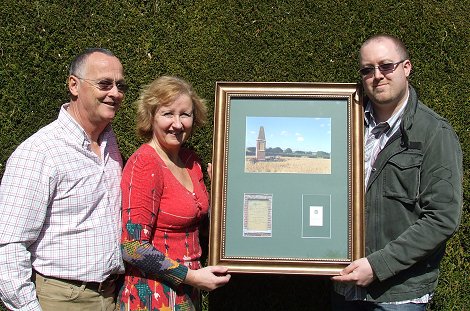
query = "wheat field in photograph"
xmin=245 ymin=156 xmax=331 ymax=174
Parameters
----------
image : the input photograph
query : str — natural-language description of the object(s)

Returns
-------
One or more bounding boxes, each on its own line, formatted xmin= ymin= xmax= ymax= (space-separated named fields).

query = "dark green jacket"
xmin=365 ymin=85 xmax=463 ymax=302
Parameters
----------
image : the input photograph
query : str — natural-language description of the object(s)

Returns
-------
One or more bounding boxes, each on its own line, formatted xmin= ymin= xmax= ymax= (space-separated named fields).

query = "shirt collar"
xmin=364 ymin=93 xmax=410 ymax=131
xmin=58 ymin=103 xmax=112 ymax=150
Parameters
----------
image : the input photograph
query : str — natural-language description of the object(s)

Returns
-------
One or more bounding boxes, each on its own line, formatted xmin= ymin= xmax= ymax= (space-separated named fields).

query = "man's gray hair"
xmin=69 ymin=48 xmax=115 ymax=77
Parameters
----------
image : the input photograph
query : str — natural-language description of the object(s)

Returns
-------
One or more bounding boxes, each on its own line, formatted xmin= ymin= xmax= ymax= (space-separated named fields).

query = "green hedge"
xmin=1 ymin=1 xmax=468 ymax=310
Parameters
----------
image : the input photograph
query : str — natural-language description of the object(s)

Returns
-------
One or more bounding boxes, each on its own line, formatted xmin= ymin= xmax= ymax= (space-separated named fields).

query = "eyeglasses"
xmin=358 ymin=60 xmax=406 ymax=76
xmin=75 ymin=76 xmax=129 ymax=93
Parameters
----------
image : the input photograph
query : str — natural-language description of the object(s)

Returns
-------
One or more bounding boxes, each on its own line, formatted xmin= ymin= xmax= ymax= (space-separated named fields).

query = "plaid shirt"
xmin=364 ymin=99 xmax=406 ymax=185
xmin=0 ymin=104 xmax=124 ymax=311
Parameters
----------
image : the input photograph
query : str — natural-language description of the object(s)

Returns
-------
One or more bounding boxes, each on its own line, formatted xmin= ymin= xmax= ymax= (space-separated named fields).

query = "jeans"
xmin=331 ymin=291 xmax=427 ymax=311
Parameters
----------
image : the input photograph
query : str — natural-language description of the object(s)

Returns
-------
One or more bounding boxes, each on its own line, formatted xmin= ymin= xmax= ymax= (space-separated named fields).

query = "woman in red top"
xmin=118 ymin=76 xmax=230 ymax=311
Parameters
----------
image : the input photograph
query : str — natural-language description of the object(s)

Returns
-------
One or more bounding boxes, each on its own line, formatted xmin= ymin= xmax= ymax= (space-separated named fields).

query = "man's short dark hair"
xmin=361 ymin=34 xmax=409 ymax=60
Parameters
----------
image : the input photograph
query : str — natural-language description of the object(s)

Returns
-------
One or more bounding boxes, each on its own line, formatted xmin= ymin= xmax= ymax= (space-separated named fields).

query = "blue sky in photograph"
xmin=245 ymin=116 xmax=331 ymax=153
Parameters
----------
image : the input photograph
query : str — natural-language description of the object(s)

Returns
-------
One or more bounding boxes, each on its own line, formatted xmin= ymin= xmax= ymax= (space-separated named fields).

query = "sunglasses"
xmin=358 ymin=60 xmax=406 ymax=76
xmin=76 ymin=76 xmax=129 ymax=93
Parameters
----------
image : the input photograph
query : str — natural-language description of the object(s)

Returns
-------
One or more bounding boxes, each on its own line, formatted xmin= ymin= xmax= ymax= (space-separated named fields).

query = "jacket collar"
xmin=399 ymin=85 xmax=419 ymax=148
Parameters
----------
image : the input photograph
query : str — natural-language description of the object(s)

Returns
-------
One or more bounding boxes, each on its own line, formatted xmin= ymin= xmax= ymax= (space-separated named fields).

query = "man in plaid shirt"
xmin=0 ymin=48 xmax=128 ymax=311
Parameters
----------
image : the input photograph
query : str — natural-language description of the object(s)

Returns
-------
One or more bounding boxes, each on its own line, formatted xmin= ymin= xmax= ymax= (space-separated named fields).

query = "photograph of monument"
xmin=256 ymin=126 xmax=266 ymax=161
xmin=245 ymin=116 xmax=331 ymax=174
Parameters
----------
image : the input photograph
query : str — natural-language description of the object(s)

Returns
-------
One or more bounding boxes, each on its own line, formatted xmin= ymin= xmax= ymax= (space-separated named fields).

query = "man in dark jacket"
xmin=332 ymin=34 xmax=463 ymax=310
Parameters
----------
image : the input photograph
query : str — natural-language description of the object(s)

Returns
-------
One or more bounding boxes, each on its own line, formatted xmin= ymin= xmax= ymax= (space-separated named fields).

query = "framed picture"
xmin=209 ymin=82 xmax=364 ymax=275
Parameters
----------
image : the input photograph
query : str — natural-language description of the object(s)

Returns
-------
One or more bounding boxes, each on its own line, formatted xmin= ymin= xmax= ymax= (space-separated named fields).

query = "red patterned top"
xmin=118 ymin=144 xmax=209 ymax=311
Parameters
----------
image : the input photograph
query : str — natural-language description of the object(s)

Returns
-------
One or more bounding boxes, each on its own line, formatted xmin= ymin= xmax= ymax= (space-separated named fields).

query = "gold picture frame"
xmin=209 ymin=82 xmax=364 ymax=275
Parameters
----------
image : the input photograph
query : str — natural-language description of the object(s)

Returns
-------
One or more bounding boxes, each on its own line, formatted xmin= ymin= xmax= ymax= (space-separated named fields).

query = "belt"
xmin=33 ymin=270 xmax=119 ymax=293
